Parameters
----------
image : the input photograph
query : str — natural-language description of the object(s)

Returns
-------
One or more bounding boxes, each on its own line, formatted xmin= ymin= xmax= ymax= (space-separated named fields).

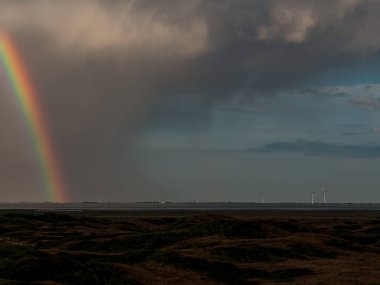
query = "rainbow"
xmin=0 ymin=33 xmax=68 ymax=202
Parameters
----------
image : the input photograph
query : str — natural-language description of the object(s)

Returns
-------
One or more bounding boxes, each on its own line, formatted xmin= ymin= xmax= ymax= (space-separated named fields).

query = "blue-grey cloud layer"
xmin=255 ymin=139 xmax=380 ymax=158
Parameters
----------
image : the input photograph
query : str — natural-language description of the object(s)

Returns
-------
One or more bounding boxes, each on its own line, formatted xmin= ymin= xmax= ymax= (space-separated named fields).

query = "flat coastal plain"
xmin=1 ymin=209 xmax=380 ymax=285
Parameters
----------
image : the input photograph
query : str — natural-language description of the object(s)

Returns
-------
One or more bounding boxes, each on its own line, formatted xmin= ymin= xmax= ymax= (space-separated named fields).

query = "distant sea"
xmin=1 ymin=202 xmax=380 ymax=211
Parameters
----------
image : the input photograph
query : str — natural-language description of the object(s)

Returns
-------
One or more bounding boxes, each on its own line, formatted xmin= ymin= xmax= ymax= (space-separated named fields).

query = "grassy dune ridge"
xmin=0 ymin=210 xmax=380 ymax=284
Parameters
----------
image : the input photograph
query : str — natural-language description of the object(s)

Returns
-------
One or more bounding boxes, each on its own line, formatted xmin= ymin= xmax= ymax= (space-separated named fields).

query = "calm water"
xmin=0 ymin=202 xmax=380 ymax=211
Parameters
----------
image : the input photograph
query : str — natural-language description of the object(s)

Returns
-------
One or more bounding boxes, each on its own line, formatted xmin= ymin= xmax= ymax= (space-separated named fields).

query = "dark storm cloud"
xmin=254 ymin=139 xmax=380 ymax=158
xmin=2 ymin=0 xmax=380 ymax=200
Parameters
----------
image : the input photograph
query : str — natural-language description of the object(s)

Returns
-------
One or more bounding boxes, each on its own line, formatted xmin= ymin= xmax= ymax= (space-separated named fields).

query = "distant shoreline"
xmin=1 ymin=202 xmax=380 ymax=211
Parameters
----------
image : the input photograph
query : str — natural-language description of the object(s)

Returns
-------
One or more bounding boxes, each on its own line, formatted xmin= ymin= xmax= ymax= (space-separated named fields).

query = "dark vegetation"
xmin=0 ymin=211 xmax=380 ymax=284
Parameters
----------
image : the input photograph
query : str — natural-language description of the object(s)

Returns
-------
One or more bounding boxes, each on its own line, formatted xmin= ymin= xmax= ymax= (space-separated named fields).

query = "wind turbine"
xmin=311 ymin=188 xmax=316 ymax=205
xmin=260 ymin=192 xmax=264 ymax=204
xmin=322 ymin=187 xmax=327 ymax=204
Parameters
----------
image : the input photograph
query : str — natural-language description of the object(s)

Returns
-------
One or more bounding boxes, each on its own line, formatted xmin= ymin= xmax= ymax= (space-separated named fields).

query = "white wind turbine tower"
xmin=261 ymin=192 xmax=264 ymax=204
xmin=311 ymin=188 xmax=316 ymax=205
xmin=322 ymin=187 xmax=327 ymax=204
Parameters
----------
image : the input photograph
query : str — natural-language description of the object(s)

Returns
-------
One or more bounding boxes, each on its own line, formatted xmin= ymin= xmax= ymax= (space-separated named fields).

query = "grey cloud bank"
xmin=348 ymin=96 xmax=380 ymax=109
xmin=256 ymin=139 xmax=380 ymax=158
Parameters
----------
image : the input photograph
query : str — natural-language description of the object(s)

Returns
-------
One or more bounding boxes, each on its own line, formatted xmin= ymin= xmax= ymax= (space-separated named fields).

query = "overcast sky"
xmin=1 ymin=0 xmax=380 ymax=202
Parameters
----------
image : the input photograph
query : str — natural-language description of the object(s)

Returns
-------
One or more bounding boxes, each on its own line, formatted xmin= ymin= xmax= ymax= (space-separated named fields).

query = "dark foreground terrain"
xmin=0 ymin=210 xmax=380 ymax=285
